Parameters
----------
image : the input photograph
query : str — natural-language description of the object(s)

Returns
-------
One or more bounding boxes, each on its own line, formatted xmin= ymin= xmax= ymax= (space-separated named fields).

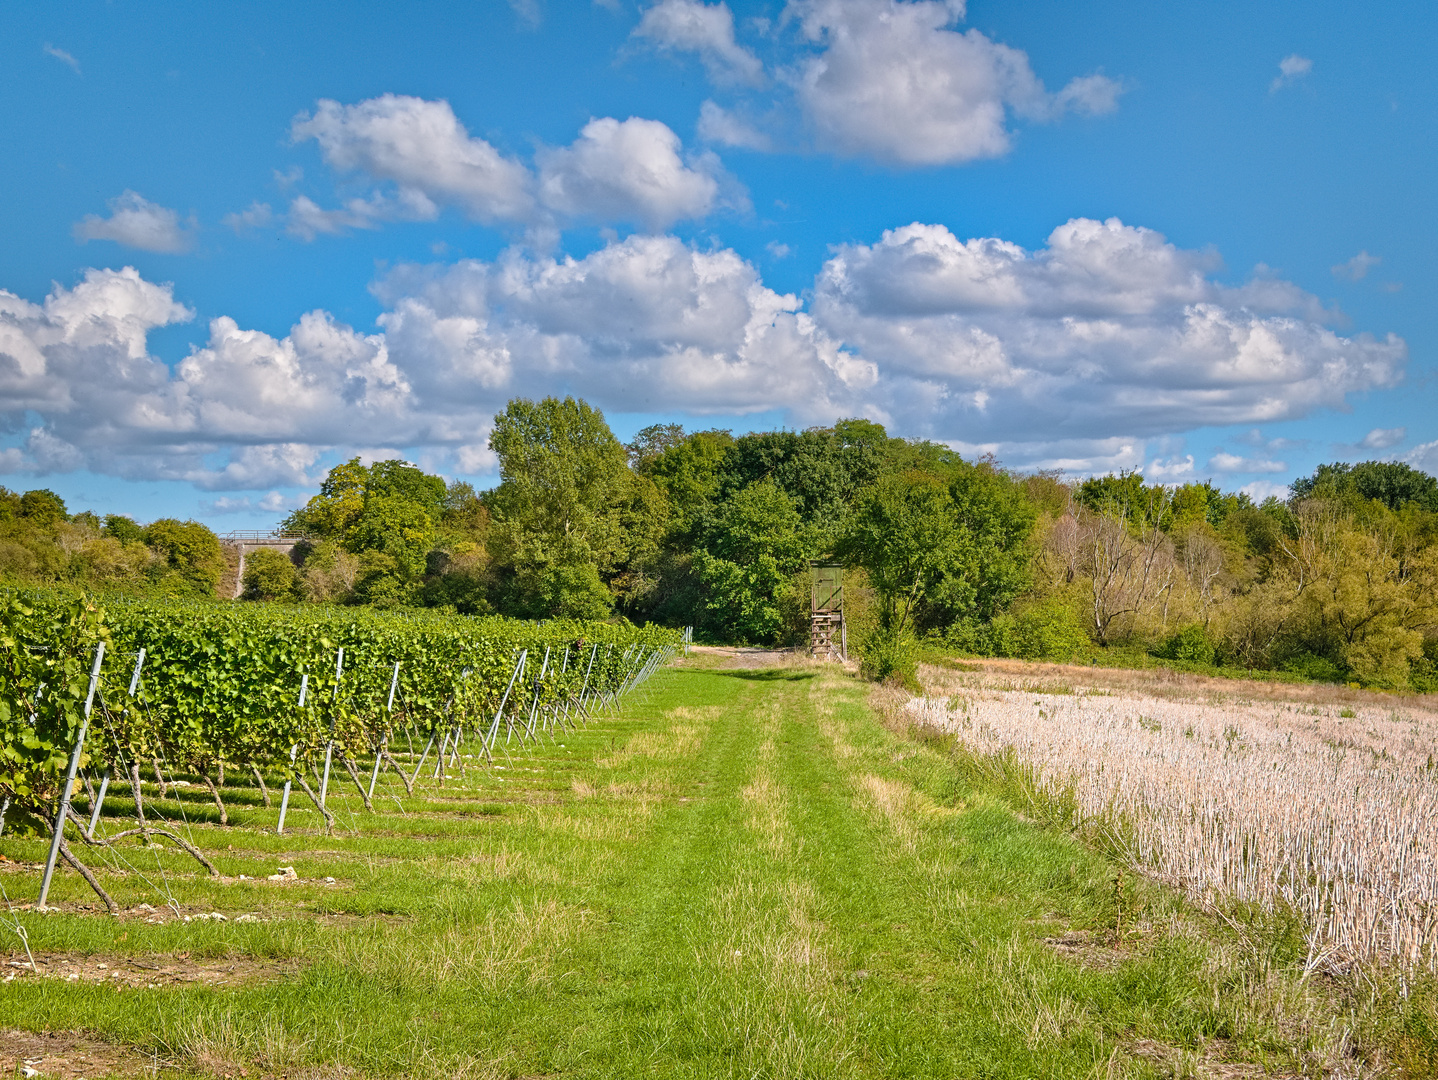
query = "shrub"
xmin=1281 ymin=651 xmax=1347 ymax=684
xmin=859 ymin=627 xmax=919 ymax=689
xmin=1156 ymin=623 xmax=1217 ymax=666
xmin=242 ymin=547 xmax=300 ymax=601
xmin=992 ymin=599 xmax=1090 ymax=661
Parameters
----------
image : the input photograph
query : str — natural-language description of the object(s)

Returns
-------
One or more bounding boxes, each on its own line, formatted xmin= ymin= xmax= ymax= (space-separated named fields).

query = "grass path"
xmin=0 ymin=657 xmax=1344 ymax=1078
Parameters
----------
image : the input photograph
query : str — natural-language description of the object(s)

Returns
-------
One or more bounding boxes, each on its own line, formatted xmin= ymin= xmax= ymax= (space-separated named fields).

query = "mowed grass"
xmin=0 ymin=656 xmax=1379 ymax=1078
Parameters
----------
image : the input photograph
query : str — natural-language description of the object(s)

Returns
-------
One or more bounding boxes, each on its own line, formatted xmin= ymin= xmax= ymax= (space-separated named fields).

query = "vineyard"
xmin=0 ymin=591 xmax=678 ymax=913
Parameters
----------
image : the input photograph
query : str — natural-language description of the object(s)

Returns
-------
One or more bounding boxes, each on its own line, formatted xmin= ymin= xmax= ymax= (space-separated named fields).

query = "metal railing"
xmin=219 ymin=530 xmax=312 ymax=543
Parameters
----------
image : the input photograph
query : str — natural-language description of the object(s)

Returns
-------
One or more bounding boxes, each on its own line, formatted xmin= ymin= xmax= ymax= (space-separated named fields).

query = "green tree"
xmin=486 ymin=396 xmax=631 ymax=617
xmin=241 ymin=547 xmax=300 ymax=601
xmin=102 ymin=514 xmax=145 ymax=544
xmin=644 ymin=429 xmax=735 ymax=518
xmin=347 ymin=491 xmax=435 ymax=579
xmin=284 ymin=458 xmax=370 ymax=540
xmin=142 ymin=519 xmax=224 ymax=595
xmin=693 ymin=480 xmax=813 ymax=644
xmin=19 ymin=489 xmax=68 ymax=524
xmin=1290 ymin=460 xmax=1438 ymax=513
xmin=838 ymin=471 xmax=967 ymax=637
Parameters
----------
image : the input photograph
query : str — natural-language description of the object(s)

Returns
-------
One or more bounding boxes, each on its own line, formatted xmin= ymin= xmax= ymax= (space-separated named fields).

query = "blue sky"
xmin=1 ymin=0 xmax=1433 ymax=528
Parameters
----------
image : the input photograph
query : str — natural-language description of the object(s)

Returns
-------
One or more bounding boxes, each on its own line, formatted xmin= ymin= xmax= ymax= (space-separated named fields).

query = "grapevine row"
xmin=0 ymin=591 xmax=679 ymax=909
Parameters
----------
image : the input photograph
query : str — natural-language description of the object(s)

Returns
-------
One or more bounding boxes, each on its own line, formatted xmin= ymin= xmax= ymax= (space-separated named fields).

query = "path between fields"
xmin=2 ymin=658 xmax=1318 ymax=1079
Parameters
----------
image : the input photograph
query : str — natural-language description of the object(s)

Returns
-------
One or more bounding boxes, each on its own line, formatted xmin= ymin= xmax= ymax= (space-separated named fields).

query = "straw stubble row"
xmin=909 ymin=688 xmax=1438 ymax=975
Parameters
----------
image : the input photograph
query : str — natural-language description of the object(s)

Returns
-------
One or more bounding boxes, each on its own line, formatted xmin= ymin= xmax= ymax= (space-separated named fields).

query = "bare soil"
xmin=923 ymin=655 xmax=1438 ymax=716
xmin=0 ymin=1028 xmax=163 ymax=1080
xmin=4 ymin=951 xmax=294 ymax=989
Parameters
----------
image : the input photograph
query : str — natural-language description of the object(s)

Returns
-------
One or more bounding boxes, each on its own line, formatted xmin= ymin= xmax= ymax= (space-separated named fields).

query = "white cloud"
xmin=697 ymin=100 xmax=774 ymax=150
xmin=1207 ymin=452 xmax=1286 ymax=474
xmin=788 ymin=0 xmax=1121 ymax=165
xmin=0 ymin=219 xmax=1409 ymax=492
xmin=72 ymin=191 xmax=196 ymax=254
xmin=811 ymin=216 xmax=1406 ymax=442
xmin=1332 ymin=250 xmax=1380 ymax=281
xmin=284 ymin=191 xmax=438 ymax=240
xmin=374 ymin=233 xmax=871 ymax=418
xmin=766 ymin=241 xmax=792 ymax=258
xmin=203 ymin=491 xmax=304 ymax=515
xmin=289 ymin=96 xmax=739 ymax=233
xmin=1406 ymin=441 xmax=1438 ymax=475
xmin=634 ymin=0 xmax=766 ymax=85
xmin=1271 ymin=53 xmax=1313 ymax=92
xmin=1241 ymin=479 xmax=1291 ymax=502
xmin=1143 ymin=454 xmax=1196 ymax=482
xmin=508 ymin=0 xmax=542 ymax=27
xmin=1359 ymin=426 xmax=1405 ymax=450
xmin=222 ymin=202 xmax=275 ymax=232
xmin=291 ymin=95 xmax=535 ymax=225
xmin=537 ymin=117 xmax=739 ymax=230
xmin=1233 ymin=428 xmax=1306 ymax=452
xmin=0 ymin=268 xmax=414 ymax=488
xmin=946 ymin=435 xmax=1147 ymax=477
xmin=44 ymin=44 xmax=80 ymax=74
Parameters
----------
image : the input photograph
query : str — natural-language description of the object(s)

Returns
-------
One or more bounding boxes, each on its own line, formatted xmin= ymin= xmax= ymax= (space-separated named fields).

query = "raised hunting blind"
xmin=809 ymin=562 xmax=846 ymax=661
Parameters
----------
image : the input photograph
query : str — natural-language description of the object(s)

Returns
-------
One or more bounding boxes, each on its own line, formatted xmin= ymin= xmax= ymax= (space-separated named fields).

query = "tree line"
xmin=3 ymin=397 xmax=1435 ymax=690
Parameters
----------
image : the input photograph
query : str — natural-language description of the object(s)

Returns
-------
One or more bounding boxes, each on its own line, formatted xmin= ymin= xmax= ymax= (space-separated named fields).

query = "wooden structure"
xmin=809 ymin=562 xmax=846 ymax=661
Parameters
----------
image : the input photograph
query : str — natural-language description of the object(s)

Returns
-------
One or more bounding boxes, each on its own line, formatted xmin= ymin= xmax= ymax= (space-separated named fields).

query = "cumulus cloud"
xmin=1406 ymin=441 xmax=1438 ymax=475
xmin=1358 ymin=426 xmax=1405 ymax=450
xmin=1144 ymin=454 xmax=1196 ymax=482
xmin=73 ymin=191 xmax=196 ymax=254
xmin=789 ymin=0 xmax=1121 ymax=165
xmin=1241 ymin=479 xmax=1291 ymax=502
xmin=634 ymin=0 xmax=766 ymax=85
xmin=291 ymin=95 xmax=535 ymax=225
xmin=697 ymin=100 xmax=774 ymax=150
xmin=812 ymin=216 xmax=1406 ymax=443
xmin=288 ymin=96 xmax=738 ymax=234
xmin=1208 ymin=452 xmax=1286 ymax=474
xmin=373 ymin=233 xmax=870 ymax=417
xmin=1332 ymin=250 xmax=1380 ymax=281
xmin=0 ymin=268 xmax=413 ymax=488
xmin=0 ymin=219 xmax=1409 ymax=491
xmin=1271 ymin=53 xmax=1312 ymax=92
xmin=536 ymin=117 xmax=739 ymax=229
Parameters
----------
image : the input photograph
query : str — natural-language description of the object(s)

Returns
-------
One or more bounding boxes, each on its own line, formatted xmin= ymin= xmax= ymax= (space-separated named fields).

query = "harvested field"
xmin=914 ymin=662 xmax=1438 ymax=976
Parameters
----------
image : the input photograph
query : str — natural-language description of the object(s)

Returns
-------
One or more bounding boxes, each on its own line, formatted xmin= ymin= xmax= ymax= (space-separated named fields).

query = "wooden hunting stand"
xmin=810 ymin=562 xmax=846 ymax=661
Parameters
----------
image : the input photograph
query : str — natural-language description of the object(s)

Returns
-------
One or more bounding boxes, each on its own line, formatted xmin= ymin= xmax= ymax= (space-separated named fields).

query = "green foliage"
xmin=347 ymin=491 xmax=435 ymax=579
xmin=241 ymin=548 xmax=300 ymax=602
xmin=102 ymin=514 xmax=144 ymax=544
xmin=141 ymin=518 xmax=223 ymax=595
xmin=0 ymin=595 xmax=109 ymax=812
xmin=284 ymin=457 xmax=369 ymax=539
xmin=1291 ymin=460 xmax=1438 ymax=512
xmin=485 ymin=396 xmax=632 ymax=618
xmin=19 ymin=488 xmax=68 ymax=523
xmin=694 ymin=481 xmax=813 ymax=644
xmin=991 ymin=599 xmax=1090 ymax=661
xmin=840 ymin=464 xmax=1036 ymax=638
xmin=1156 ymin=624 xmax=1217 ymax=666
xmin=641 ymin=428 xmax=734 ymax=519
xmin=839 ymin=470 xmax=967 ymax=635
xmin=858 ymin=625 xmax=919 ymax=688
xmin=2 ymin=586 xmax=677 ymax=800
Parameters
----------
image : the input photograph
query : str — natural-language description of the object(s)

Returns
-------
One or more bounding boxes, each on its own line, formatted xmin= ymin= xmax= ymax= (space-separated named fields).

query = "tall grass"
xmin=910 ymin=687 xmax=1438 ymax=977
